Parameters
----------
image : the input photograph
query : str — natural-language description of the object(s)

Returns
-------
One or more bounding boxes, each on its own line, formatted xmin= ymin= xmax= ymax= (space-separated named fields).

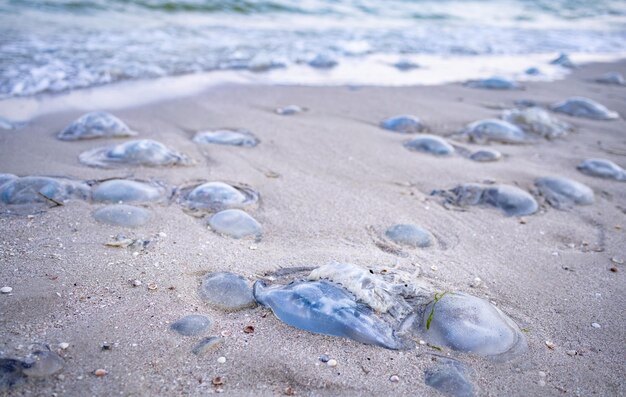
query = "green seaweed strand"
xmin=426 ymin=291 xmax=447 ymax=330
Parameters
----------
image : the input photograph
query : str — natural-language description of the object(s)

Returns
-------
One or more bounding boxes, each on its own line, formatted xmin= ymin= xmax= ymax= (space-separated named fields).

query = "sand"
xmin=0 ymin=60 xmax=625 ymax=396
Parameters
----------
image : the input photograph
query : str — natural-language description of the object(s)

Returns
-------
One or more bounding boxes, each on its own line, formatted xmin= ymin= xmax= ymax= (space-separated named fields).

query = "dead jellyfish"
xmin=403 ymin=135 xmax=454 ymax=156
xmin=170 ymin=315 xmax=211 ymax=336
xmin=0 ymin=176 xmax=90 ymax=205
xmin=460 ymin=119 xmax=527 ymax=144
xmin=525 ymin=67 xmax=541 ymax=76
xmin=21 ymin=350 xmax=64 ymax=378
xmin=0 ymin=173 xmax=17 ymax=187
xmin=469 ymin=149 xmax=502 ymax=162
xmin=417 ymin=292 xmax=525 ymax=359
xmin=275 ymin=105 xmax=304 ymax=115
xmin=550 ymin=53 xmax=575 ymax=69
xmin=464 ymin=76 xmax=521 ymax=90
xmin=199 ymin=272 xmax=256 ymax=311
xmin=307 ymin=263 xmax=429 ymax=320
xmin=79 ymin=139 xmax=191 ymax=168
xmin=179 ymin=181 xmax=258 ymax=213
xmin=57 ymin=111 xmax=138 ymax=141
xmin=502 ymin=107 xmax=571 ymax=140
xmin=435 ymin=183 xmax=538 ymax=216
xmin=380 ymin=115 xmax=426 ymax=134
xmin=308 ymin=54 xmax=338 ymax=69
xmin=393 ymin=60 xmax=420 ymax=71
xmin=385 ymin=224 xmax=432 ymax=248
xmin=93 ymin=204 xmax=151 ymax=227
xmin=92 ymin=179 xmax=166 ymax=204
xmin=534 ymin=176 xmax=594 ymax=209
xmin=596 ymin=72 xmax=625 ymax=86
xmin=0 ymin=358 xmax=26 ymax=390
xmin=425 ymin=357 xmax=475 ymax=397
xmin=253 ymin=280 xmax=403 ymax=350
xmin=577 ymin=159 xmax=626 ymax=181
xmin=208 ymin=209 xmax=262 ymax=239
xmin=550 ymin=97 xmax=619 ymax=120
xmin=192 ymin=129 xmax=259 ymax=148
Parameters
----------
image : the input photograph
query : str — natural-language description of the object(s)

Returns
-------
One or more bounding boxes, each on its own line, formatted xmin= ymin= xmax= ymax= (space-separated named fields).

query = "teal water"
xmin=1 ymin=0 xmax=626 ymax=97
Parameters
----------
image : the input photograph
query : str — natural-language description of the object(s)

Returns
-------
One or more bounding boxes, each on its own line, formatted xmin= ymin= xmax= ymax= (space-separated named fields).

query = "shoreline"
xmin=0 ymin=58 xmax=625 ymax=396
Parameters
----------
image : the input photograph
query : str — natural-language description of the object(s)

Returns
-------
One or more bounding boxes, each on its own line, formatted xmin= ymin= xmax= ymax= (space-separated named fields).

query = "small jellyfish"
xmin=469 ymin=149 xmax=502 ymax=162
xmin=199 ymin=272 xmax=256 ymax=311
xmin=308 ymin=263 xmax=429 ymax=319
xmin=21 ymin=350 xmax=64 ymax=378
xmin=384 ymin=224 xmax=432 ymax=248
xmin=525 ymin=67 xmax=541 ymax=76
xmin=0 ymin=358 xmax=27 ymax=390
xmin=0 ymin=173 xmax=17 ymax=187
xmin=577 ymin=159 xmax=626 ymax=181
xmin=460 ymin=119 xmax=527 ymax=144
xmin=502 ymin=107 xmax=571 ymax=140
xmin=436 ymin=183 xmax=538 ymax=216
xmin=275 ymin=105 xmax=304 ymax=115
xmin=208 ymin=209 xmax=262 ymax=239
xmin=393 ymin=60 xmax=420 ymax=71
xmin=57 ymin=111 xmax=138 ymax=141
xmin=93 ymin=204 xmax=151 ymax=227
xmin=535 ymin=176 xmax=594 ymax=209
xmin=92 ymin=179 xmax=166 ymax=204
xmin=192 ymin=336 xmax=225 ymax=356
xmin=79 ymin=139 xmax=191 ymax=168
xmin=253 ymin=280 xmax=403 ymax=350
xmin=550 ymin=97 xmax=619 ymax=120
xmin=308 ymin=54 xmax=338 ymax=69
xmin=0 ymin=176 xmax=90 ymax=205
xmin=550 ymin=53 xmax=575 ymax=68
xmin=403 ymin=135 xmax=454 ymax=156
xmin=170 ymin=315 xmax=211 ymax=336
xmin=464 ymin=76 xmax=521 ymax=90
xmin=380 ymin=115 xmax=426 ymax=134
xmin=425 ymin=357 xmax=475 ymax=397
xmin=417 ymin=292 xmax=526 ymax=359
xmin=596 ymin=72 xmax=625 ymax=86
xmin=192 ymin=129 xmax=259 ymax=147
xmin=180 ymin=181 xmax=258 ymax=213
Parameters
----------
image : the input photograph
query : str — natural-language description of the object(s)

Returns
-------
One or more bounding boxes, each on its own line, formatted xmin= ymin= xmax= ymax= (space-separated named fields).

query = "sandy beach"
xmin=0 ymin=59 xmax=625 ymax=396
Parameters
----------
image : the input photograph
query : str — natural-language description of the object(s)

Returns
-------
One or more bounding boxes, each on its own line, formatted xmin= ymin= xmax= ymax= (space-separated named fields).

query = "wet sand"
xmin=0 ymin=60 xmax=625 ymax=396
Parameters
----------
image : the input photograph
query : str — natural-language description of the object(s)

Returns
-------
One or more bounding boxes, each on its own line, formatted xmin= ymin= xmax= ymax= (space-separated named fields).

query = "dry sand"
xmin=0 ymin=60 xmax=625 ymax=396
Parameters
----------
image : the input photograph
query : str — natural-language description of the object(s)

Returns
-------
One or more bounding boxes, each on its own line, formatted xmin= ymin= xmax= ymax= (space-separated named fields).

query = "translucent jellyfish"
xmin=307 ymin=263 xmax=429 ymax=319
xmin=464 ymin=76 xmax=521 ymax=90
xmin=21 ymin=350 xmax=64 ymax=378
xmin=192 ymin=129 xmax=259 ymax=147
xmin=469 ymin=149 xmax=501 ymax=162
xmin=502 ymin=107 xmax=571 ymax=140
xmin=208 ymin=209 xmax=262 ymax=239
xmin=435 ymin=183 xmax=538 ymax=216
xmin=170 ymin=315 xmax=211 ymax=336
xmin=199 ymin=272 xmax=256 ymax=311
xmin=525 ymin=67 xmax=541 ymax=76
xmin=57 ymin=111 xmax=138 ymax=141
xmin=384 ymin=224 xmax=432 ymax=248
xmin=0 ymin=358 xmax=26 ymax=390
xmin=425 ymin=357 xmax=475 ymax=397
xmin=192 ymin=336 xmax=225 ymax=356
xmin=179 ymin=181 xmax=258 ymax=213
xmin=92 ymin=179 xmax=166 ymax=204
xmin=79 ymin=139 xmax=191 ymax=168
xmin=0 ymin=176 xmax=90 ymax=205
xmin=577 ymin=159 xmax=626 ymax=181
xmin=275 ymin=105 xmax=304 ymax=115
xmin=550 ymin=53 xmax=575 ymax=69
xmin=308 ymin=54 xmax=338 ymax=69
xmin=380 ymin=115 xmax=426 ymax=134
xmin=93 ymin=204 xmax=151 ymax=227
xmin=253 ymin=280 xmax=403 ymax=350
xmin=393 ymin=60 xmax=420 ymax=71
xmin=0 ymin=117 xmax=25 ymax=131
xmin=416 ymin=292 xmax=526 ymax=359
xmin=596 ymin=72 xmax=625 ymax=86
xmin=0 ymin=173 xmax=17 ymax=187
xmin=460 ymin=119 xmax=527 ymax=144
xmin=403 ymin=135 xmax=454 ymax=156
xmin=535 ymin=176 xmax=594 ymax=209
xmin=550 ymin=97 xmax=619 ymax=120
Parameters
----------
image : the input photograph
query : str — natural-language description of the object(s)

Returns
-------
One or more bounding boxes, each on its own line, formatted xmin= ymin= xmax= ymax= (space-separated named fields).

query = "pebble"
xmin=545 ymin=341 xmax=556 ymax=350
xmin=566 ymin=350 xmax=577 ymax=356
xmin=147 ymin=283 xmax=158 ymax=291
xmin=58 ymin=343 xmax=69 ymax=350
xmin=389 ymin=375 xmax=400 ymax=383
xmin=327 ymin=359 xmax=337 ymax=367
xmin=591 ymin=323 xmax=601 ymax=329
xmin=212 ymin=376 xmax=224 ymax=386
xmin=243 ymin=325 xmax=255 ymax=334
xmin=284 ymin=386 xmax=296 ymax=395
xmin=94 ymin=369 xmax=107 ymax=377
xmin=217 ymin=356 xmax=226 ymax=364
xmin=319 ymin=354 xmax=330 ymax=363
xmin=469 ymin=277 xmax=482 ymax=288
xmin=131 ymin=279 xmax=142 ymax=287
xmin=0 ymin=286 xmax=12 ymax=294
xmin=611 ymin=257 xmax=624 ymax=264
